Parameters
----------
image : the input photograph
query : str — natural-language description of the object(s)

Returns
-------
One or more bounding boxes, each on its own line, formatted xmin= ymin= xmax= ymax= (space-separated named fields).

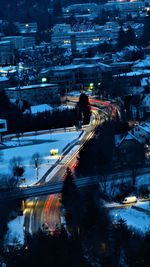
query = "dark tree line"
xmin=0 ymin=90 xmax=91 ymax=134
xmin=7 ymin=108 xmax=77 ymax=134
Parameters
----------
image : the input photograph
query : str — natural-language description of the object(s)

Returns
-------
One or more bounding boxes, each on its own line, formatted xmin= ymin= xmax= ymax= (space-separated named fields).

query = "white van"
xmin=122 ymin=196 xmax=137 ymax=204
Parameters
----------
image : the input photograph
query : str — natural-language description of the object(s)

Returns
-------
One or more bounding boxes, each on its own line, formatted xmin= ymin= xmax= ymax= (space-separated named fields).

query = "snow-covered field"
xmin=0 ymin=131 xmax=81 ymax=186
xmin=5 ymin=215 xmax=24 ymax=245
xmin=110 ymin=202 xmax=150 ymax=234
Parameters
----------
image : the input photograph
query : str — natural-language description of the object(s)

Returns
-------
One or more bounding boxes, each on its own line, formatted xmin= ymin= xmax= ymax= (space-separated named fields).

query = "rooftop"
xmin=5 ymin=83 xmax=58 ymax=90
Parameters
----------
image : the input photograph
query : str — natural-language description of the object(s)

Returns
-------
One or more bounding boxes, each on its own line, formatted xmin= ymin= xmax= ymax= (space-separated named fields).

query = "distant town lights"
xmin=90 ymin=83 xmax=94 ymax=89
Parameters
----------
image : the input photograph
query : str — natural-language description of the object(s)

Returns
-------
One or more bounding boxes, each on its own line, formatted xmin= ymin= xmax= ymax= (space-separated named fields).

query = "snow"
xmin=31 ymin=104 xmax=53 ymax=114
xmin=5 ymin=215 xmax=25 ymax=245
xmin=7 ymin=83 xmax=57 ymax=90
xmin=134 ymin=57 xmax=150 ymax=69
xmin=137 ymin=173 xmax=150 ymax=187
xmin=0 ymin=131 xmax=81 ymax=186
xmin=135 ymin=201 xmax=150 ymax=211
xmin=0 ymin=76 xmax=9 ymax=82
xmin=141 ymin=77 xmax=150 ymax=87
xmin=56 ymin=105 xmax=74 ymax=111
xmin=67 ymin=90 xmax=92 ymax=97
xmin=110 ymin=205 xmax=150 ymax=234
xmin=116 ymin=70 xmax=150 ymax=77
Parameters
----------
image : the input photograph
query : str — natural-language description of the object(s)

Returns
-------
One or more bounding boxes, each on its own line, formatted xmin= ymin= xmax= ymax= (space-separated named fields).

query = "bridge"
xmin=0 ymin=176 xmax=99 ymax=201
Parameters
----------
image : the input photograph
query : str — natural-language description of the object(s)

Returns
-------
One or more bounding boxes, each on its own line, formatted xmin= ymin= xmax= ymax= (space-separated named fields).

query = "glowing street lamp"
xmin=42 ymin=77 xmax=47 ymax=83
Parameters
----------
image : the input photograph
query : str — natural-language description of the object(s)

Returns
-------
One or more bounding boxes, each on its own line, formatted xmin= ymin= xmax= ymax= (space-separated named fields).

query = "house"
xmin=141 ymin=94 xmax=150 ymax=114
xmin=131 ymin=122 xmax=150 ymax=144
xmin=4 ymin=83 xmax=60 ymax=105
xmin=115 ymin=132 xmax=145 ymax=168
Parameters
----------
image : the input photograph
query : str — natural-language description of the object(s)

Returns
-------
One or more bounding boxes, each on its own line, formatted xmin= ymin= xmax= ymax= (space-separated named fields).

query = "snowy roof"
xmin=114 ymin=134 xmax=123 ymax=146
xmin=0 ymin=76 xmax=9 ymax=82
xmin=31 ymin=104 xmax=53 ymax=114
xmin=134 ymin=57 xmax=150 ymax=69
xmin=142 ymin=94 xmax=150 ymax=106
xmin=117 ymin=132 xmax=140 ymax=146
xmin=141 ymin=77 xmax=150 ymax=87
xmin=111 ymin=61 xmax=133 ymax=67
xmin=139 ymin=122 xmax=150 ymax=134
xmin=115 ymin=70 xmax=150 ymax=77
xmin=50 ymin=62 xmax=110 ymax=72
xmin=6 ymin=83 xmax=58 ymax=90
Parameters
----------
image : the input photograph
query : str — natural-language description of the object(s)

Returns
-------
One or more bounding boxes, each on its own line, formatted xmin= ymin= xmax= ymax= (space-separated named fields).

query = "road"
xmin=23 ymin=104 xmax=102 ymax=233
xmin=23 ymin=97 xmax=118 ymax=234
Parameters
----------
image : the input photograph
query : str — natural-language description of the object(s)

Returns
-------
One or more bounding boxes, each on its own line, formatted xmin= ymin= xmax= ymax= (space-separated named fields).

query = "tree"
xmin=9 ymin=157 xmax=25 ymax=185
xmin=30 ymin=153 xmax=42 ymax=180
xmin=69 ymin=14 xmax=77 ymax=27
xmin=77 ymin=93 xmax=91 ymax=125
xmin=3 ymin=21 xmax=17 ymax=36
xmin=0 ymin=90 xmax=10 ymax=113
xmin=62 ymin=168 xmax=82 ymax=230
xmin=118 ymin=27 xmax=126 ymax=50
xmin=53 ymin=0 xmax=63 ymax=18
xmin=126 ymin=25 xmax=136 ymax=45
xmin=141 ymin=13 xmax=150 ymax=46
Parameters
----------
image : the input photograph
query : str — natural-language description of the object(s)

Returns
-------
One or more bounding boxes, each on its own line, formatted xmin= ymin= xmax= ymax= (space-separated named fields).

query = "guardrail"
xmin=0 ymin=176 xmax=99 ymax=200
xmin=3 ymin=126 xmax=78 ymax=141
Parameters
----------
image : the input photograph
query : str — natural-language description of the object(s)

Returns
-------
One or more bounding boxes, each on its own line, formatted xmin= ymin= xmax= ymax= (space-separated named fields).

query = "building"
xmin=4 ymin=83 xmax=60 ymax=105
xmin=39 ymin=62 xmax=111 ymax=91
xmin=15 ymin=22 xmax=38 ymax=36
xmin=115 ymin=132 xmax=145 ymax=167
xmin=0 ymin=119 xmax=7 ymax=142
xmin=51 ymin=23 xmax=101 ymax=45
xmin=0 ymin=41 xmax=14 ymax=64
xmin=0 ymin=76 xmax=10 ymax=88
xmin=131 ymin=122 xmax=150 ymax=143
xmin=1 ymin=36 xmax=23 ymax=50
xmin=133 ymin=56 xmax=150 ymax=71
xmin=111 ymin=62 xmax=134 ymax=75
xmin=64 ymin=3 xmax=99 ymax=19
xmin=22 ymin=36 xmax=35 ymax=48
xmin=104 ymin=1 xmax=145 ymax=14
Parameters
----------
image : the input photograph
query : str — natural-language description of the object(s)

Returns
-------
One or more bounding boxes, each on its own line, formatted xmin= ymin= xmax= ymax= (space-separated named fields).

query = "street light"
xmin=35 ymin=159 xmax=38 ymax=179
xmin=41 ymin=77 xmax=47 ymax=83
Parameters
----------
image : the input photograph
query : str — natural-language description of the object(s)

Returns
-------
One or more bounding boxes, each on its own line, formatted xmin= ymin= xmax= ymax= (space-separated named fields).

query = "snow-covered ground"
xmin=0 ymin=131 xmax=81 ymax=186
xmin=110 ymin=202 xmax=150 ymax=234
xmin=135 ymin=201 xmax=150 ymax=211
xmin=5 ymin=215 xmax=24 ymax=245
xmin=67 ymin=90 xmax=92 ymax=97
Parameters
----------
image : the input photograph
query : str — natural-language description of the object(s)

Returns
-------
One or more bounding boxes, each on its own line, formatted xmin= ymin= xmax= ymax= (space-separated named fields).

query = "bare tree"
xmin=30 ymin=153 xmax=42 ymax=180
xmin=9 ymin=157 xmax=25 ymax=185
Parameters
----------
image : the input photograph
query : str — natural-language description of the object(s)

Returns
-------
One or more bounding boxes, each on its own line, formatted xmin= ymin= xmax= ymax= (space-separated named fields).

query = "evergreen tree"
xmin=126 ymin=25 xmax=136 ymax=45
xmin=77 ymin=93 xmax=91 ymax=125
xmin=0 ymin=89 xmax=10 ymax=113
xmin=53 ymin=0 xmax=63 ymax=18
xmin=118 ymin=27 xmax=126 ymax=50
xmin=62 ymin=168 xmax=82 ymax=229
xmin=141 ymin=14 xmax=150 ymax=46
